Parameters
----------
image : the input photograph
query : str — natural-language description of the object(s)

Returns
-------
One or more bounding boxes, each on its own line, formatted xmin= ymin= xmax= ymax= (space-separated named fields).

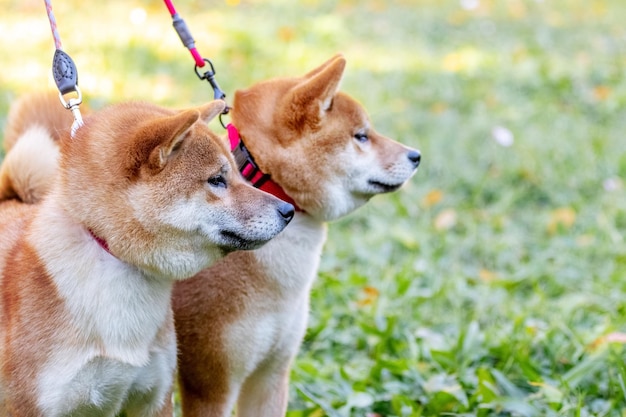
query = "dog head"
xmin=231 ymin=55 xmax=420 ymax=221
xmin=56 ymin=100 xmax=294 ymax=279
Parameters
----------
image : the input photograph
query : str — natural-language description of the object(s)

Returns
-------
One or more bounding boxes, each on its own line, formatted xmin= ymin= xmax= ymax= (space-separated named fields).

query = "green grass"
xmin=2 ymin=0 xmax=626 ymax=415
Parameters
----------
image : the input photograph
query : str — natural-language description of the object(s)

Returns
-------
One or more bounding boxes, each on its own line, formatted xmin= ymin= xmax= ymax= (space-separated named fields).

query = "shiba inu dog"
xmin=172 ymin=55 xmax=421 ymax=416
xmin=0 ymin=95 xmax=294 ymax=416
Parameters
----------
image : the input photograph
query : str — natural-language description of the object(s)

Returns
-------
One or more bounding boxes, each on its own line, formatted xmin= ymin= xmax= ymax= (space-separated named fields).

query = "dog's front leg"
xmin=153 ymin=393 xmax=173 ymax=417
xmin=236 ymin=365 xmax=290 ymax=417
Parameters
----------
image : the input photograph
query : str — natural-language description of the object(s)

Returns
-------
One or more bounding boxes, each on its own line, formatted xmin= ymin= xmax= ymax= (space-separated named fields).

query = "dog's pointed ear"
xmin=148 ymin=109 xmax=200 ymax=171
xmin=304 ymin=54 xmax=345 ymax=79
xmin=282 ymin=56 xmax=346 ymax=132
xmin=197 ymin=100 xmax=226 ymax=124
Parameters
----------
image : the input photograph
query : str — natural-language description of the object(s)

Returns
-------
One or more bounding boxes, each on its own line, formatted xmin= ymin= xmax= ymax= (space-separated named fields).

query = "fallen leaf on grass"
xmin=357 ymin=286 xmax=379 ymax=307
xmin=588 ymin=332 xmax=626 ymax=351
xmin=479 ymin=268 xmax=497 ymax=282
xmin=422 ymin=189 xmax=444 ymax=207
xmin=434 ymin=209 xmax=457 ymax=230
xmin=547 ymin=207 xmax=576 ymax=234
xmin=277 ymin=26 xmax=295 ymax=42
xmin=593 ymin=85 xmax=611 ymax=101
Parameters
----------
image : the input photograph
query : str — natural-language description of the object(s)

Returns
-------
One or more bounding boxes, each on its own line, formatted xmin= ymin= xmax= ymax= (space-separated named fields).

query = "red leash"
xmin=163 ymin=0 xmax=228 ymax=105
xmin=163 ymin=2 xmax=301 ymax=211
xmin=162 ymin=0 xmax=205 ymax=68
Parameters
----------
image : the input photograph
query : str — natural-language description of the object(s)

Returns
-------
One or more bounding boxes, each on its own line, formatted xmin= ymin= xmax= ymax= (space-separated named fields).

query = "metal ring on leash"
xmin=44 ymin=0 xmax=84 ymax=137
xmin=194 ymin=58 xmax=227 ymax=102
xmin=58 ymin=87 xmax=84 ymax=137
xmin=163 ymin=0 xmax=231 ymax=126
xmin=58 ymin=86 xmax=82 ymax=110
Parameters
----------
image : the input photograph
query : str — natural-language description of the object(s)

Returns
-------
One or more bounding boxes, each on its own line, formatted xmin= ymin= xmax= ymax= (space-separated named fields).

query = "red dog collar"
xmin=227 ymin=124 xmax=302 ymax=212
xmin=88 ymin=228 xmax=112 ymax=255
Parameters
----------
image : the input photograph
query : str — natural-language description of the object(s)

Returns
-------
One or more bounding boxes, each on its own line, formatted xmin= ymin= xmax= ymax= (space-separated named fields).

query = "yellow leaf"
xmin=479 ymin=269 xmax=497 ymax=282
xmin=434 ymin=209 xmax=457 ymax=231
xmin=422 ymin=189 xmax=444 ymax=207
xmin=547 ymin=207 xmax=576 ymax=234
xmin=593 ymin=85 xmax=611 ymax=101
xmin=588 ymin=332 xmax=626 ymax=351
xmin=277 ymin=26 xmax=295 ymax=42
xmin=357 ymin=286 xmax=379 ymax=307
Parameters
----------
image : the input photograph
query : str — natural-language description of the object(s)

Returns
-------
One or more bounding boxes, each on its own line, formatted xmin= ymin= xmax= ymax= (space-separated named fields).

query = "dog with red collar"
xmin=0 ymin=95 xmax=293 ymax=416
xmin=173 ymin=55 xmax=421 ymax=417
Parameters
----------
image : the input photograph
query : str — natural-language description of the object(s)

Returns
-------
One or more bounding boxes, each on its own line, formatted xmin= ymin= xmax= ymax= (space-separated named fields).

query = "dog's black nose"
xmin=277 ymin=202 xmax=295 ymax=223
xmin=407 ymin=150 xmax=421 ymax=167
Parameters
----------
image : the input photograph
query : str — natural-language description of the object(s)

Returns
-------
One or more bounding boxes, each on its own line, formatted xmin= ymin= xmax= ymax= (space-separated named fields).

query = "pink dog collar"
xmin=88 ymin=229 xmax=112 ymax=255
xmin=227 ymin=124 xmax=302 ymax=212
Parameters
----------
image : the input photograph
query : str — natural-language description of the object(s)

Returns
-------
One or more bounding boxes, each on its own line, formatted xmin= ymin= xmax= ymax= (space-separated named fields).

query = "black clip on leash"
xmin=45 ymin=0 xmax=83 ymax=137
xmin=194 ymin=58 xmax=227 ymax=102
xmin=165 ymin=0 xmax=230 ymax=127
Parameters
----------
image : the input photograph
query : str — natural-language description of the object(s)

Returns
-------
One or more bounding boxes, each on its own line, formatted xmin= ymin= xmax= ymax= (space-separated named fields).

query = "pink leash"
xmin=162 ymin=0 xmax=205 ymax=68
xmin=163 ymin=0 xmax=228 ymax=107
xmin=163 ymin=2 xmax=299 ymax=210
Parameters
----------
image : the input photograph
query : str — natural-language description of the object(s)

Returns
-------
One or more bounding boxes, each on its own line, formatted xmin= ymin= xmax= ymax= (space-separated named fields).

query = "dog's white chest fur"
xmin=226 ymin=214 xmax=326 ymax=381
xmin=30 ymin=207 xmax=176 ymax=416
xmin=37 ymin=347 xmax=175 ymax=417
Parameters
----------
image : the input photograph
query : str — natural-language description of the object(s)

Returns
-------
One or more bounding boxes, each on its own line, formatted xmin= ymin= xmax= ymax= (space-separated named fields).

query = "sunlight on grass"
xmin=2 ymin=0 xmax=626 ymax=415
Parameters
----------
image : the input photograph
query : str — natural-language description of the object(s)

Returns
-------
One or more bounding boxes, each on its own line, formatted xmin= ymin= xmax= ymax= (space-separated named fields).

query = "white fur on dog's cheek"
xmin=311 ymin=141 xmax=418 ymax=221
xmin=310 ymin=144 xmax=376 ymax=221
xmin=153 ymin=191 xmax=225 ymax=238
xmin=125 ymin=183 xmax=292 ymax=278
xmin=124 ymin=184 xmax=226 ymax=279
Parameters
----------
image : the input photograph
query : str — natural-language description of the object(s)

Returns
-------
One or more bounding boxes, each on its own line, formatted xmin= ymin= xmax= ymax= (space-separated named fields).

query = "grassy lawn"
xmin=2 ymin=0 xmax=626 ymax=415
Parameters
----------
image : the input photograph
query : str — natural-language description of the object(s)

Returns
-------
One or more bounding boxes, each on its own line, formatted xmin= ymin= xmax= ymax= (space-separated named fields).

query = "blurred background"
xmin=2 ymin=0 xmax=626 ymax=415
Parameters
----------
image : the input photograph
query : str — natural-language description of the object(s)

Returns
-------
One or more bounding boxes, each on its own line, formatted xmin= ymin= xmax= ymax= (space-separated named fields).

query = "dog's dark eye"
xmin=208 ymin=175 xmax=227 ymax=188
xmin=354 ymin=133 xmax=369 ymax=143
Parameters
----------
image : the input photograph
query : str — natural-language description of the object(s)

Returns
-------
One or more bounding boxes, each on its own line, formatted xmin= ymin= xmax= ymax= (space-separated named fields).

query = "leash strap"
xmin=163 ymin=0 xmax=205 ymax=68
xmin=163 ymin=0 xmax=229 ymax=117
xmin=44 ymin=0 xmax=83 ymax=137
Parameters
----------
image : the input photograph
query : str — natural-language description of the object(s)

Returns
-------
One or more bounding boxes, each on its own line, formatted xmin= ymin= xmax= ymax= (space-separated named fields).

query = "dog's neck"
xmin=227 ymin=124 xmax=303 ymax=212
